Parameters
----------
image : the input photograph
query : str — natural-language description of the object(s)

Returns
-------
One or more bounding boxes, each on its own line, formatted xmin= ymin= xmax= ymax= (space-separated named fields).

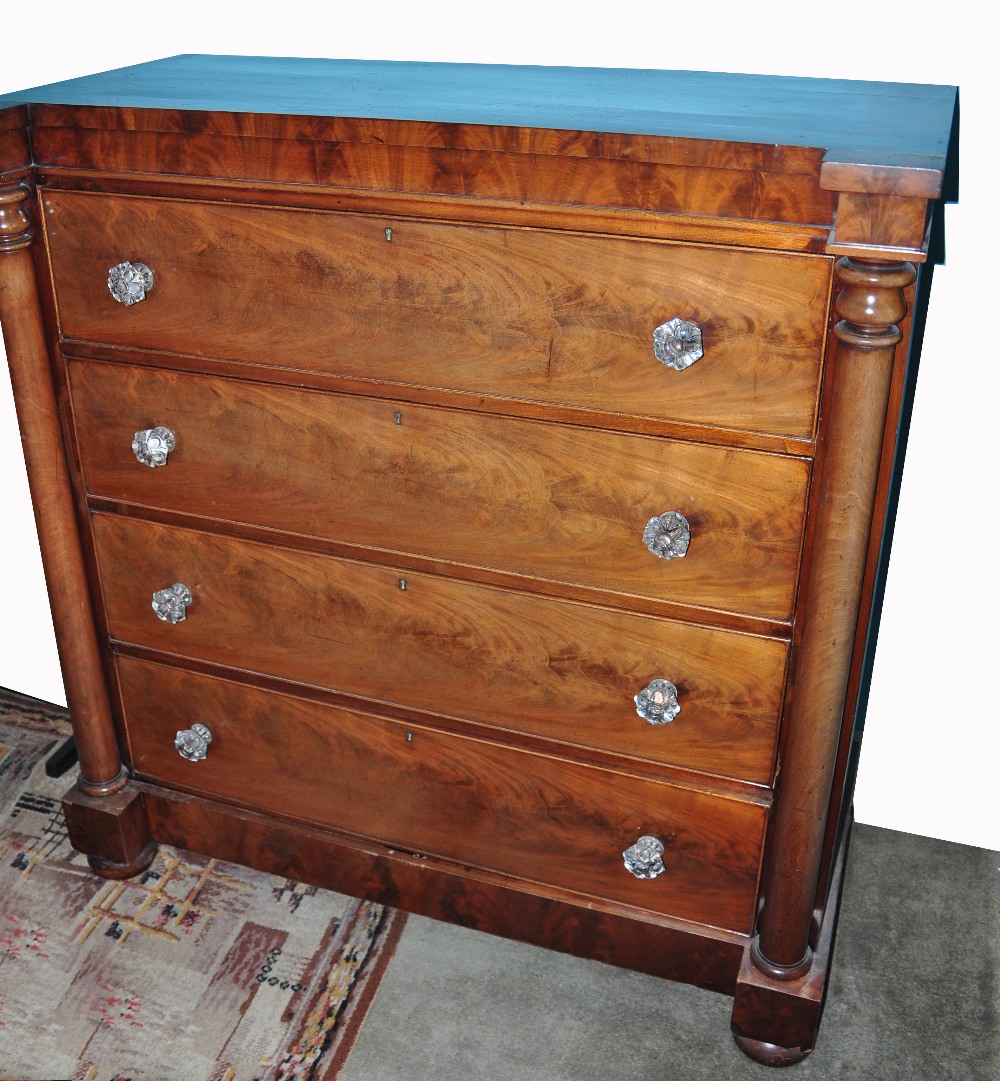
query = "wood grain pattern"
xmin=731 ymin=811 xmax=850 ymax=1064
xmin=117 ymin=655 xmax=766 ymax=933
xmin=755 ymin=258 xmax=915 ymax=973
xmin=43 ymin=190 xmax=833 ymax=441
xmin=62 ymin=342 xmax=818 ymax=459
xmin=27 ymin=103 xmax=831 ymax=167
xmin=827 ymin=192 xmax=930 ymax=259
xmin=38 ymin=171 xmax=834 ymax=259
xmin=33 ymin=127 xmax=837 ymax=224
xmin=70 ymin=360 xmax=810 ymax=622
xmin=91 ymin=514 xmax=787 ymax=785
xmin=0 ymin=106 xmax=30 ymax=178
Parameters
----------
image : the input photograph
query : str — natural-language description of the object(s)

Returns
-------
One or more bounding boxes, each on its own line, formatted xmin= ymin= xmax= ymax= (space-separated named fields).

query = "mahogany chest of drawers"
xmin=0 ymin=57 xmax=957 ymax=1065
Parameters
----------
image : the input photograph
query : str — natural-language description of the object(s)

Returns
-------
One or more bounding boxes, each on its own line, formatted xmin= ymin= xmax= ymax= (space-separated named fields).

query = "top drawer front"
xmin=43 ymin=191 xmax=832 ymax=442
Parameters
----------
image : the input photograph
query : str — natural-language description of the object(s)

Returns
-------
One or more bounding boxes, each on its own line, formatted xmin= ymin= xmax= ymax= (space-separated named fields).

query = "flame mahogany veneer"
xmin=0 ymin=57 xmax=957 ymax=1066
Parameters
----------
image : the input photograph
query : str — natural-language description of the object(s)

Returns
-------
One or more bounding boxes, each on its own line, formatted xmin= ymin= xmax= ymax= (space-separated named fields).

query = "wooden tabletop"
xmin=0 ymin=55 xmax=957 ymax=167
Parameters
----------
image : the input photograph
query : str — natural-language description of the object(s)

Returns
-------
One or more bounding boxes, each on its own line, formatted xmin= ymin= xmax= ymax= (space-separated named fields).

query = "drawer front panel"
xmin=72 ymin=360 xmax=809 ymax=621
xmin=93 ymin=514 xmax=785 ymax=784
xmin=118 ymin=656 xmax=766 ymax=932
xmin=45 ymin=190 xmax=831 ymax=441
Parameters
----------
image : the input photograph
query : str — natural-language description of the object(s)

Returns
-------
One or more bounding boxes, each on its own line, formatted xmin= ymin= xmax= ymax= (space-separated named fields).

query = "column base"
xmin=731 ymin=811 xmax=853 ymax=1066
xmin=62 ymin=779 xmax=157 ymax=879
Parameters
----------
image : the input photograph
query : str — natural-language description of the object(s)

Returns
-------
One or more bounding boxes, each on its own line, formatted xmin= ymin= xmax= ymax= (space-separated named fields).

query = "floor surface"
xmin=340 ymin=824 xmax=1000 ymax=1080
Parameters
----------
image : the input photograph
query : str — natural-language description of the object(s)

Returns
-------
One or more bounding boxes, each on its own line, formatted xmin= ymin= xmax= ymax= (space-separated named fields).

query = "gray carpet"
xmin=340 ymin=825 xmax=1000 ymax=1080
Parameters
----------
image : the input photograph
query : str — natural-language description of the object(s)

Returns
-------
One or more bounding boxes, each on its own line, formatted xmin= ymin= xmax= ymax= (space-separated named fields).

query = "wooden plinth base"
xmin=62 ymin=779 xmax=156 ymax=878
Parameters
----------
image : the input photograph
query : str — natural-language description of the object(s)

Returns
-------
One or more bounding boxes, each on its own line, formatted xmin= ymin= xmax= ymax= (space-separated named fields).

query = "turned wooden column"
xmin=0 ymin=183 xmax=126 ymax=796
xmin=752 ymin=256 xmax=916 ymax=976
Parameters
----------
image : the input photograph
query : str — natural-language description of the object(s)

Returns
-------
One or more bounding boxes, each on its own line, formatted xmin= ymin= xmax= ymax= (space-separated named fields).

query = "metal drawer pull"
xmin=652 ymin=316 xmax=703 ymax=370
xmin=132 ymin=425 xmax=176 ymax=467
xmin=642 ymin=510 xmax=691 ymax=560
xmin=623 ymin=836 xmax=665 ymax=880
xmin=152 ymin=582 xmax=193 ymax=624
xmin=107 ymin=260 xmax=154 ymax=306
xmin=174 ymin=723 xmax=212 ymax=762
xmin=635 ymin=678 xmax=681 ymax=725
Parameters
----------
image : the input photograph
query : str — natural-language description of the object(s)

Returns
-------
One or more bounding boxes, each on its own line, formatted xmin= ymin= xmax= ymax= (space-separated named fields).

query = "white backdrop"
xmin=1 ymin=1 xmax=994 ymax=850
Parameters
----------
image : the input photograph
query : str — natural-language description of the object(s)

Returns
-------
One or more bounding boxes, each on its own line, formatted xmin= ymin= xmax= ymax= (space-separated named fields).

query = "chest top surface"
xmin=1 ymin=55 xmax=957 ymax=174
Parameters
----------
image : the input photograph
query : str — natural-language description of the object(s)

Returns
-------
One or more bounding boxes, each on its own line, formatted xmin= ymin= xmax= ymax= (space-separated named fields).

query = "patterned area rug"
xmin=0 ymin=690 xmax=406 ymax=1081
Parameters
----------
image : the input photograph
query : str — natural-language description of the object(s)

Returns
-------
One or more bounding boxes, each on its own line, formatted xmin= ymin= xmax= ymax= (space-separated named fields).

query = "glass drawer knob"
xmin=642 ymin=510 xmax=691 ymax=560
xmin=623 ymin=836 xmax=666 ymax=880
xmin=132 ymin=426 xmax=175 ymax=467
xmin=174 ymin=723 xmax=212 ymax=762
xmin=152 ymin=582 xmax=193 ymax=624
xmin=635 ymin=679 xmax=681 ymax=725
xmin=653 ymin=317 xmax=703 ymax=370
xmin=108 ymin=260 xmax=154 ymax=306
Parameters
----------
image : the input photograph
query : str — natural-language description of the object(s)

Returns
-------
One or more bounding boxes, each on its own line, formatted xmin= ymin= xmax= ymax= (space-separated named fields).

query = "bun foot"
xmin=87 ymin=839 xmax=158 ymax=880
xmin=732 ymin=1031 xmax=810 ymax=1067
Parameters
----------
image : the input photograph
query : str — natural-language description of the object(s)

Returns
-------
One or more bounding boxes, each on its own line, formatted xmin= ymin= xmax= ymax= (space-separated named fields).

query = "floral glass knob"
xmin=174 ymin=723 xmax=212 ymax=762
xmin=642 ymin=510 xmax=691 ymax=560
xmin=635 ymin=679 xmax=681 ymax=725
xmin=132 ymin=426 xmax=175 ymax=468
xmin=623 ymin=836 xmax=666 ymax=880
xmin=152 ymin=582 xmax=193 ymax=624
xmin=107 ymin=261 xmax=155 ymax=306
xmin=653 ymin=317 xmax=704 ymax=370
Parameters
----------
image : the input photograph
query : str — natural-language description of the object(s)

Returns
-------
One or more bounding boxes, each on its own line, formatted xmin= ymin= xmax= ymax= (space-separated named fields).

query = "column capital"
xmin=833 ymin=256 xmax=917 ymax=351
xmin=0 ymin=183 xmax=33 ymax=254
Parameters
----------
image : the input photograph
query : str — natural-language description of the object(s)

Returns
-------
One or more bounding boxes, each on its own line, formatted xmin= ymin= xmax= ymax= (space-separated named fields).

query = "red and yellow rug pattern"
xmin=0 ymin=691 xmax=406 ymax=1081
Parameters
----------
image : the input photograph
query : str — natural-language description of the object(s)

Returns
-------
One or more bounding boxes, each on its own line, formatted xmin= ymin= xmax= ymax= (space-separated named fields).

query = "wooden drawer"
xmin=92 ymin=514 xmax=786 ymax=785
xmin=71 ymin=360 xmax=809 ymax=622
xmin=117 ymin=656 xmax=766 ymax=932
xmin=44 ymin=190 xmax=832 ymax=441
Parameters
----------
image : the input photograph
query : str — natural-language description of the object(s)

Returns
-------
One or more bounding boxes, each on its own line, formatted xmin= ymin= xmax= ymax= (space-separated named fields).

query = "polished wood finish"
xmin=93 ymin=514 xmax=787 ymax=785
xmin=39 ymin=171 xmax=834 ymax=259
xmin=0 ymin=58 xmax=956 ymax=1067
xmin=43 ymin=191 xmax=832 ymax=442
xmin=69 ymin=359 xmax=810 ymax=622
xmin=35 ymin=126 xmax=840 ymax=225
xmin=754 ymin=257 xmax=916 ymax=974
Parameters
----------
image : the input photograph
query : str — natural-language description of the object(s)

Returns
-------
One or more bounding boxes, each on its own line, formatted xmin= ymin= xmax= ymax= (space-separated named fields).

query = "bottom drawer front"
xmin=119 ymin=657 xmax=766 ymax=934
